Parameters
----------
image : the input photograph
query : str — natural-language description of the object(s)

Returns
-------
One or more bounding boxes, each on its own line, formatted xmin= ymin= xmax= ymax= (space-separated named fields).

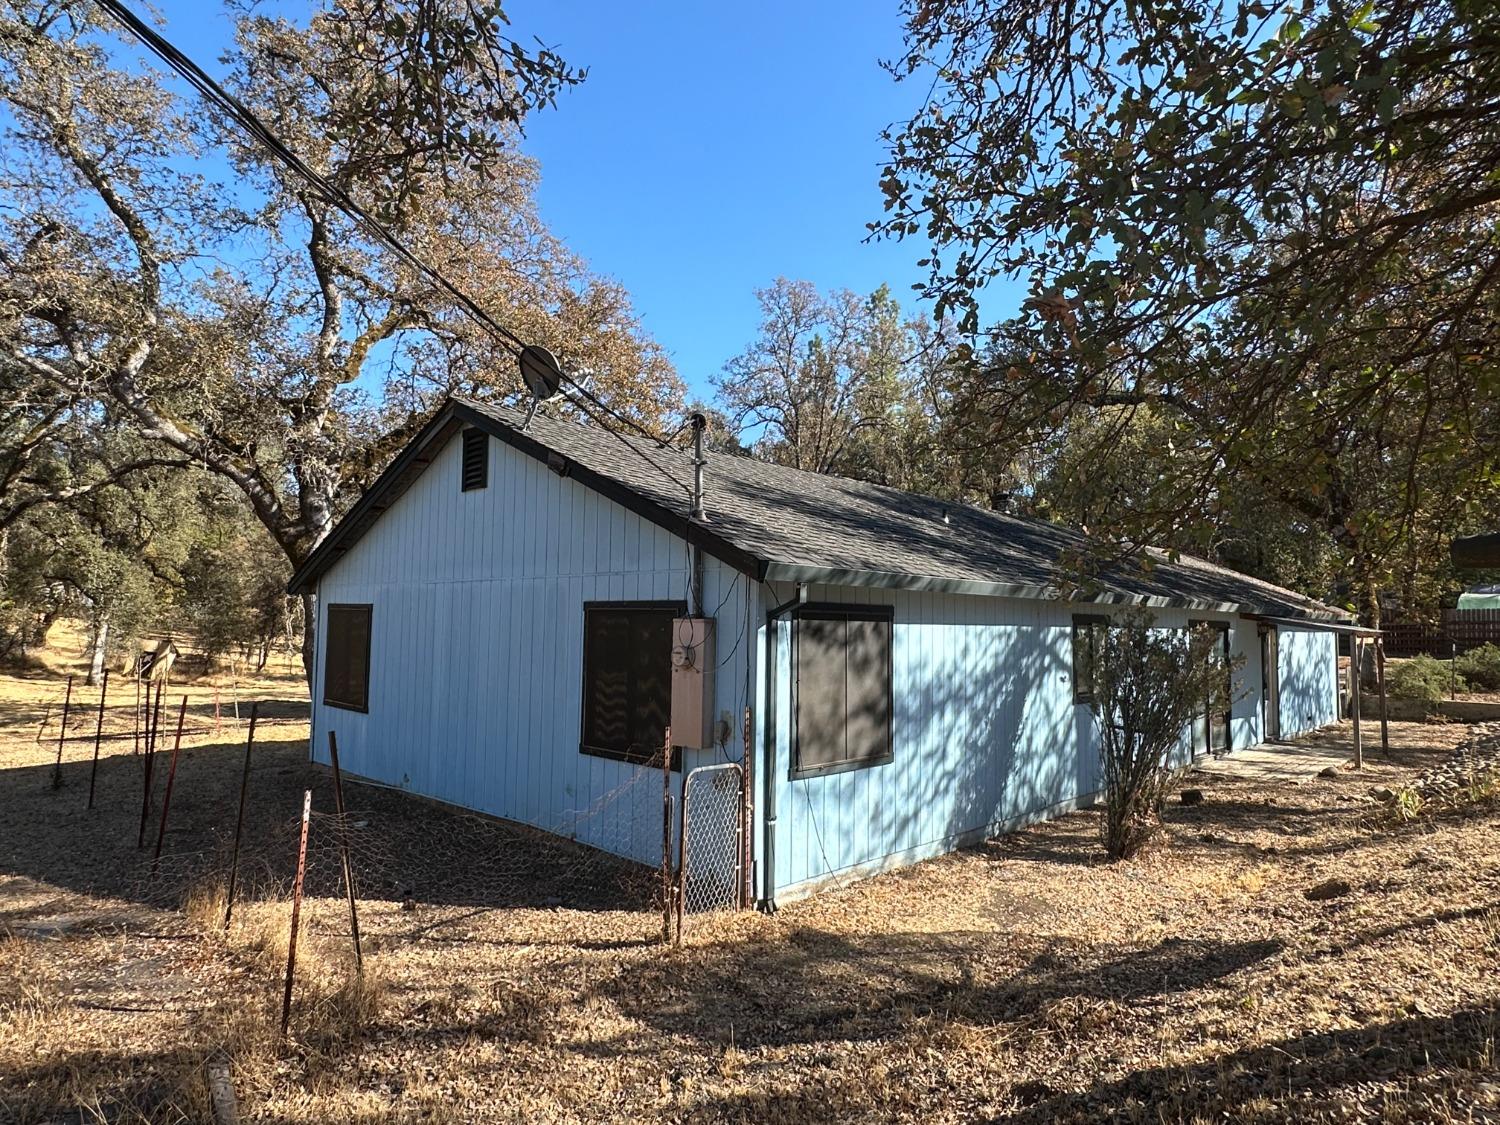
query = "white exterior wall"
xmin=1276 ymin=626 xmax=1340 ymax=736
xmin=308 ymin=426 xmax=1337 ymax=892
xmin=311 ymin=430 xmax=758 ymax=867
xmin=761 ymin=594 xmax=1273 ymax=899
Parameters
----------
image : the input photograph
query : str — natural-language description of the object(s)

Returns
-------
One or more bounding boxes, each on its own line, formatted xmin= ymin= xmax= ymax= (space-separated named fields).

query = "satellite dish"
xmin=518 ymin=345 xmax=563 ymax=401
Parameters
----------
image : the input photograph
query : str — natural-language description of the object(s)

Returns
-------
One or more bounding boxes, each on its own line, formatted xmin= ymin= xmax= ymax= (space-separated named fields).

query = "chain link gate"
xmin=674 ymin=762 xmax=745 ymax=942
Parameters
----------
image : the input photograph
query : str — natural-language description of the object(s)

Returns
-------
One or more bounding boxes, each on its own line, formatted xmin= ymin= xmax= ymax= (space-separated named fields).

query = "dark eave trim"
xmin=761 ymin=562 xmax=1347 ymax=619
xmin=1242 ymin=613 xmax=1377 ymax=636
xmin=451 ymin=402 xmax=767 ymax=584
xmin=288 ymin=404 xmax=465 ymax=595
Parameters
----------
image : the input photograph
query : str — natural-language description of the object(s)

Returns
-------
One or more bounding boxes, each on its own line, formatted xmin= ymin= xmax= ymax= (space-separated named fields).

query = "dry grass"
xmin=3 ymin=630 xmax=1500 ymax=1122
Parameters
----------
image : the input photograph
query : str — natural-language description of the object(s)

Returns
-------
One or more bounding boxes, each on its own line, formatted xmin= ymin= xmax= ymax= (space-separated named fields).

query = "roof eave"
xmin=287 ymin=402 xmax=465 ymax=595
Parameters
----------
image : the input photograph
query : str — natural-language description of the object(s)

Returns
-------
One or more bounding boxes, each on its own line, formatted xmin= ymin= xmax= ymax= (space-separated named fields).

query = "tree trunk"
xmin=86 ymin=611 xmax=110 ymax=686
xmin=300 ymin=592 xmax=317 ymax=686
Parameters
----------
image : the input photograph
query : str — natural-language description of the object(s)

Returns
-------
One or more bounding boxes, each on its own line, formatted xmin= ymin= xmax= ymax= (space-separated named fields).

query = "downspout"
xmin=758 ymin=582 xmax=805 ymax=913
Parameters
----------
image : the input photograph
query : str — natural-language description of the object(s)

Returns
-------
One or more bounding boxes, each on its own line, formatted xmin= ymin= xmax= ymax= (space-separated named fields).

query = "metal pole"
xmin=138 ymin=681 xmax=163 ymax=848
xmin=87 ymin=670 xmax=109 ymax=810
xmin=223 ymin=703 xmax=258 ymax=931
xmin=51 ymin=674 xmax=74 ymax=789
xmin=1375 ymin=637 xmax=1390 ymax=757
xmin=214 ymin=685 xmax=221 ymax=732
xmin=151 ymin=696 xmax=188 ymax=871
xmin=281 ymin=788 xmax=312 ymax=1037
xmin=661 ymin=726 xmax=672 ymax=945
xmin=133 ymin=674 xmax=140 ymax=756
xmin=1351 ymin=638 xmax=1363 ymax=770
xmin=741 ymin=707 xmax=753 ymax=910
xmin=327 ymin=731 xmax=363 ymax=974
xmin=675 ymin=772 xmax=690 ymax=946
xmin=1451 ymin=641 xmax=1458 ymax=699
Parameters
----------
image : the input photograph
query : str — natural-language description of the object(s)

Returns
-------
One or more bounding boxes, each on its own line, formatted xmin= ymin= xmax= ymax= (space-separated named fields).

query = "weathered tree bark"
xmin=87 ymin=611 xmax=109 ymax=687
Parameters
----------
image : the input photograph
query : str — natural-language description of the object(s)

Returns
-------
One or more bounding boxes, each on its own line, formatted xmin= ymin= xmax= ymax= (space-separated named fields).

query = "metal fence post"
xmin=137 ymin=683 xmax=162 ymax=849
xmin=661 ymin=726 xmax=672 ymax=945
xmin=1375 ymin=637 xmax=1390 ymax=756
xmin=223 ymin=703 xmax=259 ymax=931
xmin=675 ymin=774 xmax=691 ymax=946
xmin=281 ymin=788 xmax=312 ymax=1037
xmin=51 ymin=674 xmax=74 ymax=789
xmin=87 ymin=670 xmax=109 ymax=810
xmin=327 ymin=731 xmax=363 ymax=974
xmin=152 ymin=696 xmax=189 ymax=871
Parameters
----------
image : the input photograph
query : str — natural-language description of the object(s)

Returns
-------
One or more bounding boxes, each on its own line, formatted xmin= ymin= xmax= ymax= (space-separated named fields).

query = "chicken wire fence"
xmin=116 ymin=738 xmax=750 ymax=952
xmin=131 ymin=755 xmax=668 ymax=919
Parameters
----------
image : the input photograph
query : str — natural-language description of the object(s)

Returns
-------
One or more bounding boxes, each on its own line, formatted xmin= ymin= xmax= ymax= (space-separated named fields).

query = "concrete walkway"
xmin=1191 ymin=722 xmax=1357 ymax=782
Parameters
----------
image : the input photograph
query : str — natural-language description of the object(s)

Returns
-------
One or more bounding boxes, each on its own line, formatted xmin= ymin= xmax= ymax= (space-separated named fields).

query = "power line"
xmin=95 ymin=0 xmax=686 ymax=482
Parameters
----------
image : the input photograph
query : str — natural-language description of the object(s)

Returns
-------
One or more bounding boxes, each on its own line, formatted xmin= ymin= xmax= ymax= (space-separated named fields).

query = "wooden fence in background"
xmin=1381 ymin=609 xmax=1500 ymax=657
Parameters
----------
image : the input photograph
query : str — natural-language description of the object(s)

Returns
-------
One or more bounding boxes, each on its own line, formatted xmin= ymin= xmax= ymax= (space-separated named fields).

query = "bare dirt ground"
xmin=2 ymin=636 xmax=1499 ymax=1123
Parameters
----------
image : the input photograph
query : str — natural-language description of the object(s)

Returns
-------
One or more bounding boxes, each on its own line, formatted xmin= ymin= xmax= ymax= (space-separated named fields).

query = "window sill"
xmin=789 ymin=752 xmax=893 ymax=782
xmin=323 ymin=698 xmax=369 ymax=714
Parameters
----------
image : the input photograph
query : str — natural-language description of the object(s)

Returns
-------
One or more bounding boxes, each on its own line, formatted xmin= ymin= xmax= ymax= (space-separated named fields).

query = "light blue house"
xmin=289 ymin=398 xmax=1346 ymax=905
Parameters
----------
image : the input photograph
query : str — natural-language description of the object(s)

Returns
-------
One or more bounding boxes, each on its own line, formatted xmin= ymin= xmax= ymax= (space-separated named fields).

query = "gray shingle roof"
xmin=448 ymin=398 xmax=1345 ymax=620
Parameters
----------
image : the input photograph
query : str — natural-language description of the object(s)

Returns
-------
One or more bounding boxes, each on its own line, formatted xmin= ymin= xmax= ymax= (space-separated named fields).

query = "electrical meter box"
xmin=670 ymin=618 xmax=715 ymax=749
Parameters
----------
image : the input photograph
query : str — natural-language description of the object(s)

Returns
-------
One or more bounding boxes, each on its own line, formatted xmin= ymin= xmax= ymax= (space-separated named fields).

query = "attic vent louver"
xmin=461 ymin=428 xmax=488 ymax=491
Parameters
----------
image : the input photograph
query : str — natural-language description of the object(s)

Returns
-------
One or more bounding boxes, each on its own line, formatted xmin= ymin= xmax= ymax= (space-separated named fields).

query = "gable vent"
xmin=461 ymin=428 xmax=488 ymax=491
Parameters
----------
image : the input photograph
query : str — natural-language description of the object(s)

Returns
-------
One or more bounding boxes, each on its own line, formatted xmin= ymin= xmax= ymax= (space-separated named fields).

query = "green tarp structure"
xmin=1457 ymin=584 xmax=1500 ymax=610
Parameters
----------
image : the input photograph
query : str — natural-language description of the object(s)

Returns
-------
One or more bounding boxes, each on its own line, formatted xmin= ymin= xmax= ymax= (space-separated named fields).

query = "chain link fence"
xmin=673 ymin=762 xmax=746 ymax=941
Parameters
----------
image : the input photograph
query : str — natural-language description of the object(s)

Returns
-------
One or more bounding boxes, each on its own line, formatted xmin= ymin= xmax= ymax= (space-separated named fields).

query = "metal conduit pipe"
xmin=758 ymin=582 xmax=805 ymax=913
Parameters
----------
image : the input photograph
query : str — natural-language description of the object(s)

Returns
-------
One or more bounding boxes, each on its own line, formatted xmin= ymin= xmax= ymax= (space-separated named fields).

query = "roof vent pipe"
xmin=689 ymin=411 xmax=708 ymax=522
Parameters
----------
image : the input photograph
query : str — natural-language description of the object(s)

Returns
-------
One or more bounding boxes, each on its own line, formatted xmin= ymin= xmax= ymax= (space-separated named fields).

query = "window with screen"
xmin=792 ymin=605 xmax=894 ymax=778
xmin=580 ymin=601 xmax=683 ymax=765
xmin=461 ymin=427 xmax=488 ymax=491
xmin=1071 ymin=614 xmax=1110 ymax=703
xmin=324 ymin=604 xmax=372 ymax=712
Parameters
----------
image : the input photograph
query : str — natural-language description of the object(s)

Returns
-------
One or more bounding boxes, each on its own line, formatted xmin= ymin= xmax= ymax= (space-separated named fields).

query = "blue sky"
xmin=142 ymin=1 xmax=1004 ymax=402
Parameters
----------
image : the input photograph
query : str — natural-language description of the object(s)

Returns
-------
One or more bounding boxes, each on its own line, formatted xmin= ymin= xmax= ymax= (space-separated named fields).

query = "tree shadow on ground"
xmin=0 ymin=738 xmax=655 ymax=916
xmin=677 ymin=1002 xmax=1500 ymax=1123
xmin=570 ymin=926 xmax=1283 ymax=1053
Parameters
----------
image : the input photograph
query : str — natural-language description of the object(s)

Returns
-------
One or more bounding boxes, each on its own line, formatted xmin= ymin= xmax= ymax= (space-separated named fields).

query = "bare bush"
xmin=1088 ymin=610 xmax=1237 ymax=859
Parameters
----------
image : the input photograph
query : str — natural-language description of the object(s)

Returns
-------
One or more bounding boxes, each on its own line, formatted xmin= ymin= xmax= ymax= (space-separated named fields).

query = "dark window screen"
xmin=461 ymin=428 xmax=488 ymax=491
xmin=793 ymin=606 xmax=893 ymax=777
xmin=581 ymin=603 xmax=678 ymax=764
xmin=1191 ymin=620 xmax=1233 ymax=752
xmin=324 ymin=604 xmax=372 ymax=712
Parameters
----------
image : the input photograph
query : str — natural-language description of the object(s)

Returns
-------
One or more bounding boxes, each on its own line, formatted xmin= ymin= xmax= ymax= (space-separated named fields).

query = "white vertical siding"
xmin=1276 ymin=626 xmax=1339 ymax=736
xmin=311 ymin=428 xmax=1336 ymax=892
xmin=311 ymin=431 xmax=757 ymax=868
xmin=768 ymin=598 xmax=1282 ymax=899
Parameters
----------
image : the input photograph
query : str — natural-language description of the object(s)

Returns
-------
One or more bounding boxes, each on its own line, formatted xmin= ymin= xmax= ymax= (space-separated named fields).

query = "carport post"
xmin=1375 ymin=637 xmax=1390 ymax=756
xmin=1350 ymin=637 xmax=1363 ymax=770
